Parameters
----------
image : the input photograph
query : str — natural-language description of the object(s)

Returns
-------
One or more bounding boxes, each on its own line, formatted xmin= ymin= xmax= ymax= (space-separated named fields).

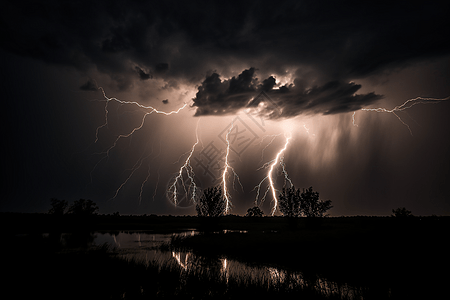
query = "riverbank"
xmin=3 ymin=212 xmax=448 ymax=232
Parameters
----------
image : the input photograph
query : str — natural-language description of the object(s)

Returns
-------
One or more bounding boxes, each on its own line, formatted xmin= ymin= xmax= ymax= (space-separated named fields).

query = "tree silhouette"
xmin=196 ymin=186 xmax=226 ymax=217
xmin=279 ymin=186 xmax=301 ymax=218
xmin=48 ymin=198 xmax=68 ymax=215
xmin=245 ymin=206 xmax=264 ymax=217
xmin=67 ymin=199 xmax=99 ymax=216
xmin=278 ymin=186 xmax=332 ymax=218
xmin=300 ymin=187 xmax=333 ymax=218
xmin=392 ymin=207 xmax=413 ymax=217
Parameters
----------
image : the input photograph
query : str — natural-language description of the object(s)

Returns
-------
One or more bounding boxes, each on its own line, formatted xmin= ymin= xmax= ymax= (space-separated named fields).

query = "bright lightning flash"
xmin=254 ymin=131 xmax=292 ymax=216
xmin=222 ymin=123 xmax=234 ymax=215
xmin=353 ymin=96 xmax=450 ymax=135
xmin=220 ymin=121 xmax=245 ymax=215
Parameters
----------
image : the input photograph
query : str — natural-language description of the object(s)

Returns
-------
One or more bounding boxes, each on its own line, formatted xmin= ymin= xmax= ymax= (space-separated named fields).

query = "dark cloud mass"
xmin=1 ymin=0 xmax=449 ymax=97
xmin=135 ymin=66 xmax=152 ymax=80
xmin=79 ymin=79 xmax=98 ymax=91
xmin=192 ymin=68 xmax=383 ymax=117
xmin=155 ymin=63 xmax=169 ymax=73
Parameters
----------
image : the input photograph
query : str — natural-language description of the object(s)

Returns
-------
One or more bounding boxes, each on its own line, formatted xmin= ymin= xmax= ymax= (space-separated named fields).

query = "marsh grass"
xmin=4 ymin=233 xmax=357 ymax=300
xmin=169 ymin=218 xmax=450 ymax=299
xmin=3 ymin=217 xmax=448 ymax=299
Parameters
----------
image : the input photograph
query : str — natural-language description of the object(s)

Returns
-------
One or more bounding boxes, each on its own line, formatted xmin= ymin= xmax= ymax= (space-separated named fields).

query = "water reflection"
xmin=94 ymin=231 xmax=370 ymax=299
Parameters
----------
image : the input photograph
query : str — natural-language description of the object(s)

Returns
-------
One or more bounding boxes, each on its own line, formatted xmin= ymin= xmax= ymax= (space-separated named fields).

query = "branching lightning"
xmin=255 ymin=133 xmax=282 ymax=164
xmin=95 ymin=87 xmax=187 ymax=143
xmin=167 ymin=119 xmax=201 ymax=206
xmin=140 ymin=140 xmax=162 ymax=204
xmin=268 ymin=132 xmax=292 ymax=215
xmin=280 ymin=156 xmax=293 ymax=188
xmin=90 ymin=87 xmax=188 ymax=202
xmin=217 ymin=121 xmax=245 ymax=215
xmin=353 ymin=96 xmax=450 ymax=135
xmin=253 ymin=132 xmax=292 ymax=215
xmin=110 ymin=148 xmax=153 ymax=201
xmin=222 ymin=123 xmax=234 ymax=215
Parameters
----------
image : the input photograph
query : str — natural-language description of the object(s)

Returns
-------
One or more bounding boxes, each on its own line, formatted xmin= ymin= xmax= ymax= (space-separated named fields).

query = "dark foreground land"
xmin=2 ymin=213 xmax=449 ymax=299
xmin=172 ymin=216 xmax=450 ymax=299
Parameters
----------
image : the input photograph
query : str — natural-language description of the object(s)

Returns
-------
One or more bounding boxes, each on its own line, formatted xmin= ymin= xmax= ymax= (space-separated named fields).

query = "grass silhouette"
xmin=3 ymin=215 xmax=449 ymax=299
xmin=4 ymin=233 xmax=354 ymax=300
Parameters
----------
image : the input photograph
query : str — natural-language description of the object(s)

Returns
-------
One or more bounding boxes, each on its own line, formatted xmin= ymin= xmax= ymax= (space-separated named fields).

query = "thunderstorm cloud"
xmin=2 ymin=0 xmax=449 ymax=116
xmin=192 ymin=68 xmax=383 ymax=118
xmin=79 ymin=79 xmax=98 ymax=91
xmin=135 ymin=67 xmax=152 ymax=80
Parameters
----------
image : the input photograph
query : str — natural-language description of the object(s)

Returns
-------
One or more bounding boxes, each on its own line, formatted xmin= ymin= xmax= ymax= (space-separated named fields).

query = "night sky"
xmin=2 ymin=0 xmax=450 ymax=216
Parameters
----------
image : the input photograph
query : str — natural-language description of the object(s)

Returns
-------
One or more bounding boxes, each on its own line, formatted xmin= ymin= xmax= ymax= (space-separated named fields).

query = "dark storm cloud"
xmin=135 ymin=67 xmax=152 ymax=80
xmin=1 ymin=0 xmax=449 ymax=95
xmin=155 ymin=63 xmax=169 ymax=73
xmin=79 ymin=79 xmax=98 ymax=91
xmin=192 ymin=68 xmax=383 ymax=117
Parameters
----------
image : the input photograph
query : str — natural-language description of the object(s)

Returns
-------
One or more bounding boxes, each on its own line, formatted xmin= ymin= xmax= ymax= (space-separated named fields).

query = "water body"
xmin=93 ymin=231 xmax=372 ymax=299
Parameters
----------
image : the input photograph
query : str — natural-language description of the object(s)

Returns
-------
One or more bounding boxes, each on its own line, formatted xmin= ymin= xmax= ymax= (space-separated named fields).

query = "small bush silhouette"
xmin=48 ymin=198 xmax=68 ymax=215
xmin=392 ymin=207 xmax=413 ymax=217
xmin=68 ymin=199 xmax=99 ymax=216
xmin=245 ymin=206 xmax=264 ymax=217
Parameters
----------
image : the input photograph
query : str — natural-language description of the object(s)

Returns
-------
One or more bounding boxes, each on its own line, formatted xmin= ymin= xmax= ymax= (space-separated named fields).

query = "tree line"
xmin=48 ymin=198 xmax=99 ymax=216
xmin=196 ymin=185 xmax=333 ymax=218
xmin=50 ymin=190 xmax=413 ymax=219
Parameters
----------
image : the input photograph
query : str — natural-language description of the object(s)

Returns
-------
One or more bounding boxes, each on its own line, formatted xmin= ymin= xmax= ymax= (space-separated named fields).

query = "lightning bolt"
xmin=280 ymin=156 xmax=293 ymax=188
xmin=89 ymin=111 xmax=153 ymax=185
xmin=353 ymin=96 xmax=450 ymax=135
xmin=151 ymin=170 xmax=160 ymax=202
xmin=89 ymin=87 xmax=188 ymax=202
xmin=255 ymin=133 xmax=282 ymax=164
xmin=110 ymin=148 xmax=153 ymax=201
xmin=268 ymin=132 xmax=292 ymax=215
xmin=352 ymin=111 xmax=358 ymax=127
xmin=94 ymin=87 xmax=187 ymax=143
xmin=218 ymin=121 xmax=245 ymax=215
xmin=167 ymin=119 xmax=200 ymax=206
xmin=222 ymin=123 xmax=234 ymax=215
xmin=253 ymin=132 xmax=292 ymax=215
xmin=139 ymin=166 xmax=151 ymax=204
xmin=139 ymin=140 xmax=162 ymax=205
xmin=303 ymin=123 xmax=316 ymax=137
